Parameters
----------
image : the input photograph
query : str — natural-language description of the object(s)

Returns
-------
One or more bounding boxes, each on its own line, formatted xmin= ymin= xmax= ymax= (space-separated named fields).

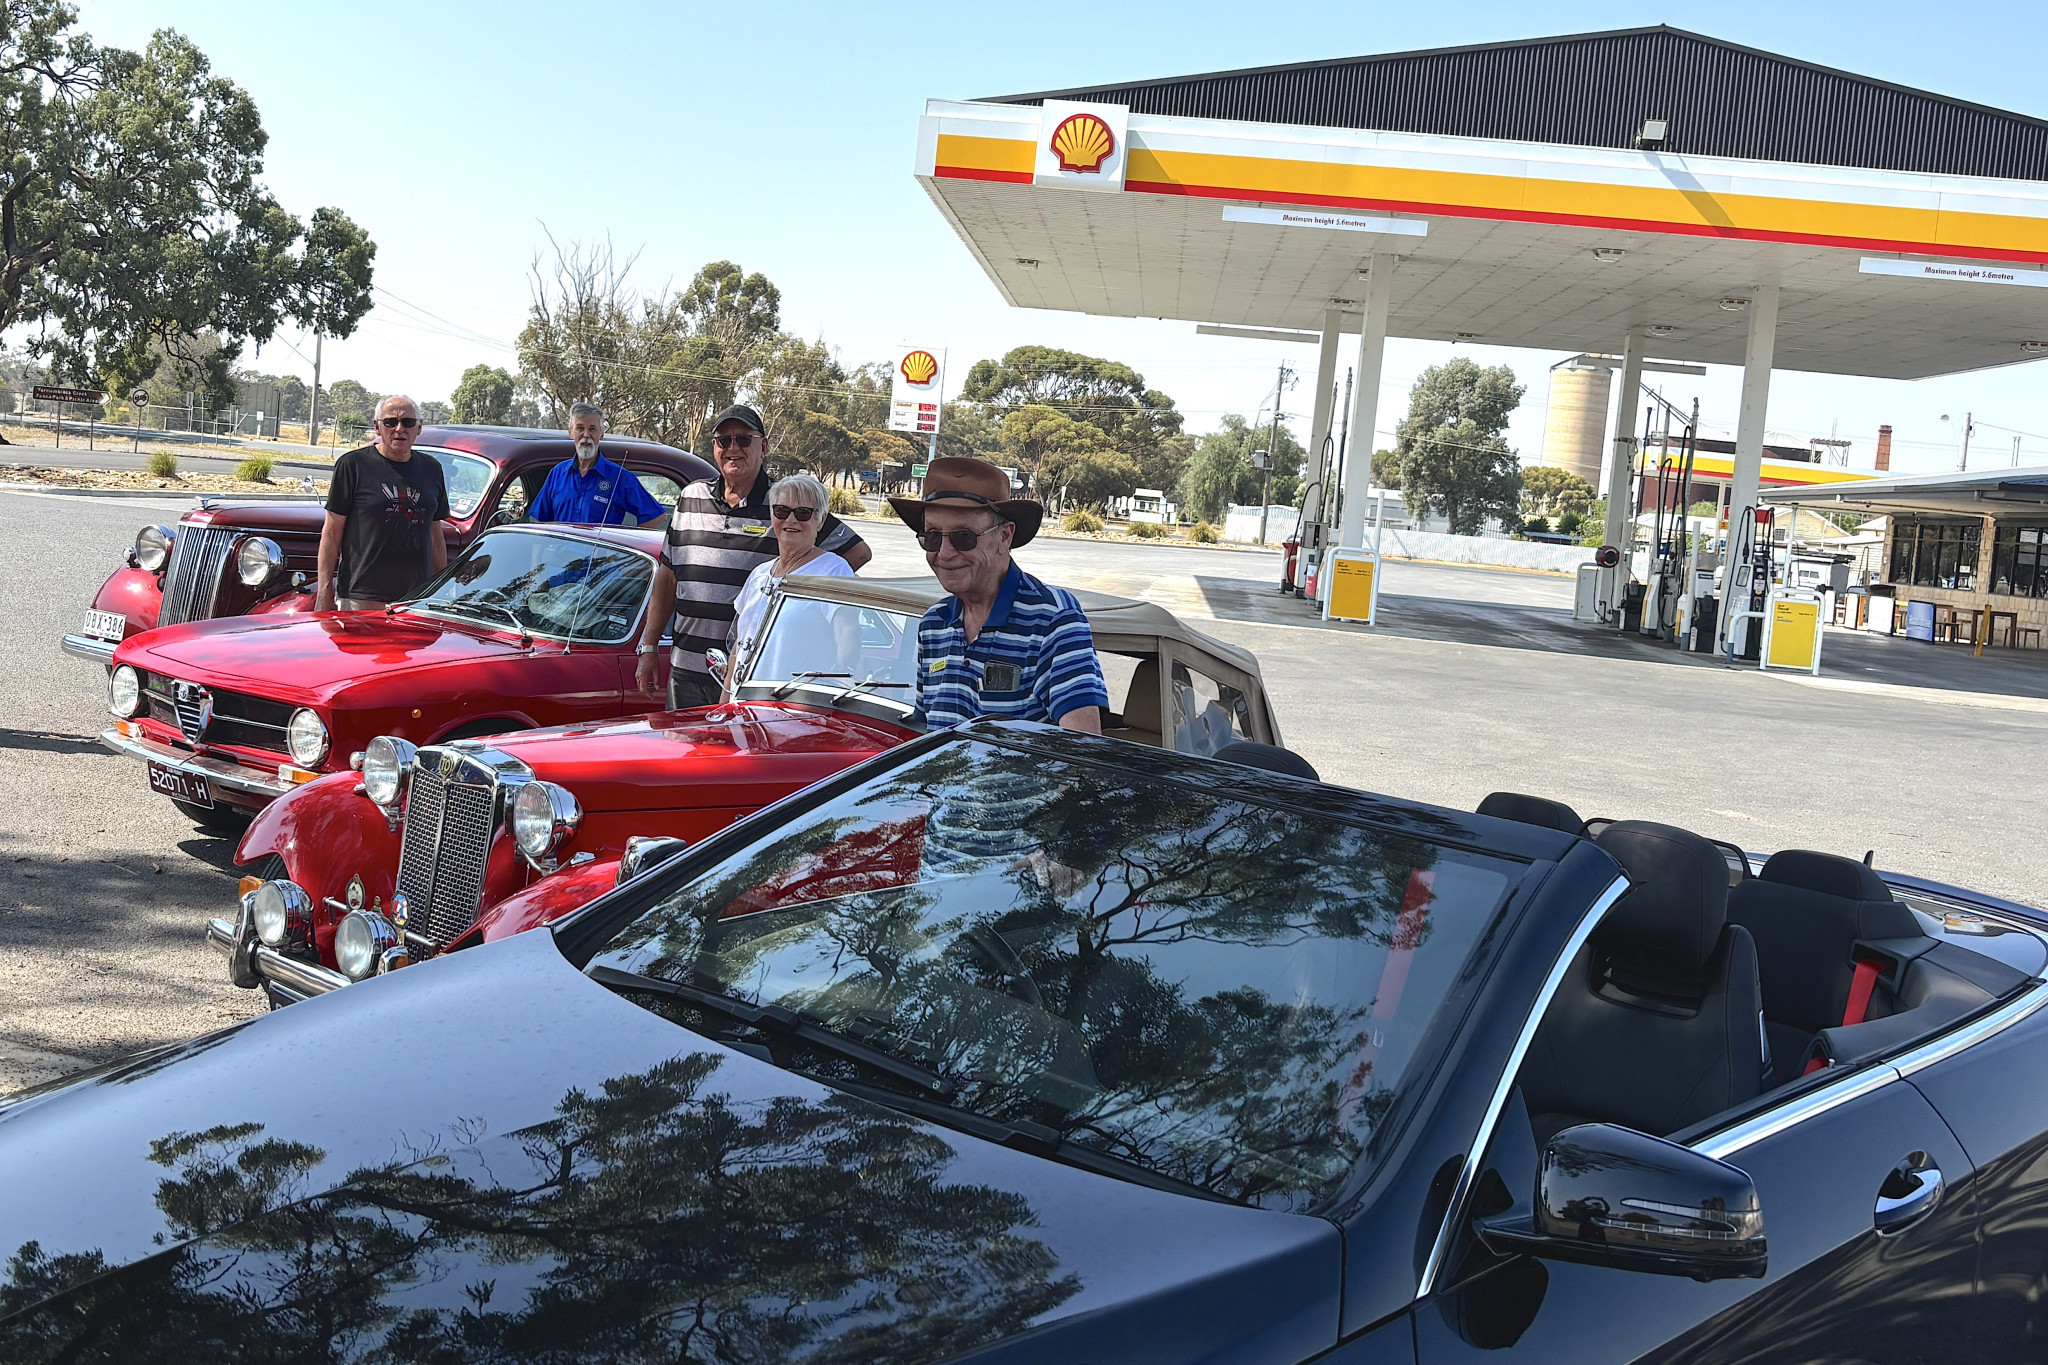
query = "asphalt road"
xmin=5 ymin=492 xmax=2046 ymax=1093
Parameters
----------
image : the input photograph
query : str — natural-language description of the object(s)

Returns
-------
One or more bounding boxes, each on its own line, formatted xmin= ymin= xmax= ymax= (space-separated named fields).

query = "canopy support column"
xmin=1337 ymin=254 xmax=1394 ymax=551
xmin=1295 ymin=308 xmax=1344 ymax=589
xmin=1601 ymin=333 xmax=1642 ymax=556
xmin=1717 ymin=283 xmax=1781 ymax=654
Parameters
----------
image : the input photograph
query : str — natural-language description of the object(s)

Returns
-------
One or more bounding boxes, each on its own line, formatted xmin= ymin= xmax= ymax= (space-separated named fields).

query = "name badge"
xmin=741 ymin=524 xmax=769 ymax=536
xmin=928 ymin=658 xmax=946 ymax=674
xmin=982 ymin=662 xmax=1021 ymax=692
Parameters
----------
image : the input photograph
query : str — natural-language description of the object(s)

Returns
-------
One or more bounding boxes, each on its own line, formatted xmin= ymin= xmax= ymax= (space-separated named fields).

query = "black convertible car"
xmin=1 ymin=720 xmax=2044 ymax=1363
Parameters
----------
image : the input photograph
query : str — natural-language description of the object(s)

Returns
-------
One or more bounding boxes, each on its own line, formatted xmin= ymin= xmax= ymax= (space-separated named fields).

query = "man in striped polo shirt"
xmin=635 ymin=405 xmax=871 ymax=708
xmin=889 ymin=458 xmax=1107 ymax=732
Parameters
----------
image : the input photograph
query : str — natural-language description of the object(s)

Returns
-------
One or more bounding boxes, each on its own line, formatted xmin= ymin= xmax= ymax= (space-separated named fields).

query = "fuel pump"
xmin=1722 ymin=505 xmax=1776 ymax=663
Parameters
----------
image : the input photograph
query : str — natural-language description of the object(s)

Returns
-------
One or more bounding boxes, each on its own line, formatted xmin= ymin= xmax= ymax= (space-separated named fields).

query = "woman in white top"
xmin=726 ymin=471 xmax=856 ymax=696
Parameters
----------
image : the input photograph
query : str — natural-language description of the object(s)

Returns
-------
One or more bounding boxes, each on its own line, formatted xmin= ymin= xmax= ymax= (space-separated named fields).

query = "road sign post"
xmin=32 ymin=385 xmax=102 ymax=452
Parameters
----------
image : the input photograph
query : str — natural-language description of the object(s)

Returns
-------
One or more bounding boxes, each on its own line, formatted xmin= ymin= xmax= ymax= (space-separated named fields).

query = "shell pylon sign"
xmin=888 ymin=345 xmax=945 ymax=437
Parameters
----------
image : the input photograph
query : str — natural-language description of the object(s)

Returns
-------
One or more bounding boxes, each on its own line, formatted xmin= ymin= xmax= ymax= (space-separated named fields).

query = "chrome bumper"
xmin=99 ymin=726 xmax=296 ymax=799
xmin=60 ymin=633 xmax=117 ymax=665
xmin=206 ymin=913 xmax=349 ymax=1001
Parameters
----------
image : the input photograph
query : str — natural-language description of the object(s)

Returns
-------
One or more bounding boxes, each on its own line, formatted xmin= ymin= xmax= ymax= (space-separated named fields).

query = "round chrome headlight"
xmin=251 ymin=879 xmax=314 ymax=950
xmin=236 ymin=535 xmax=283 ymax=587
xmin=286 ymin=709 xmax=330 ymax=767
xmin=361 ymin=734 xmax=416 ymax=807
xmin=108 ymin=664 xmax=140 ymax=719
xmin=512 ymin=780 xmax=582 ymax=863
xmin=134 ymin=523 xmax=174 ymax=573
xmin=335 ymin=910 xmax=398 ymax=981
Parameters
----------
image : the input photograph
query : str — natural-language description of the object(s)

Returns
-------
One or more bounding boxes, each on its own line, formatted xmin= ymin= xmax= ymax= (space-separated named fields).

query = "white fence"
xmin=1222 ymin=504 xmax=1300 ymax=543
xmin=1374 ymin=526 xmax=1593 ymax=573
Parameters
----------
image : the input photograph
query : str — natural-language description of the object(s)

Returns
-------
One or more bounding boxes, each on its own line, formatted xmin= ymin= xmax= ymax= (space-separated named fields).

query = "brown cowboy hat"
xmin=888 ymin=456 xmax=1043 ymax=547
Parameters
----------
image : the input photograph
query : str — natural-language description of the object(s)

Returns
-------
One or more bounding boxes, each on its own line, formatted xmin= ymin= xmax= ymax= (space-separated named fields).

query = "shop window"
xmin=1992 ymin=524 xmax=2048 ymax=599
xmin=1900 ymin=522 xmax=1980 ymax=591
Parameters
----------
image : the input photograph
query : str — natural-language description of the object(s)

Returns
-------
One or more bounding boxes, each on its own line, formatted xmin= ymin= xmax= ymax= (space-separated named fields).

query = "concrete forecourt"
xmin=8 ymin=483 xmax=2048 ymax=1091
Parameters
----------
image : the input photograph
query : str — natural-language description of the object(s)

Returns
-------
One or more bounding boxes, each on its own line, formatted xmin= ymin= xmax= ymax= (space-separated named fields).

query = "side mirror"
xmin=705 ymin=648 xmax=730 ymax=686
xmin=1479 ymin=1123 xmax=1765 ymax=1281
xmin=616 ymin=835 xmax=689 ymax=887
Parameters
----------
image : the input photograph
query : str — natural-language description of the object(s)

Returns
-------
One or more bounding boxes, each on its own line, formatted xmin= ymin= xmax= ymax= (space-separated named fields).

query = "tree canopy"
xmin=1393 ymin=359 xmax=1525 ymax=536
xmin=451 ymin=364 xmax=516 ymax=426
xmin=0 ymin=3 xmax=374 ymax=409
xmin=1178 ymin=414 xmax=1308 ymax=523
xmin=1522 ymin=465 xmax=1596 ymax=517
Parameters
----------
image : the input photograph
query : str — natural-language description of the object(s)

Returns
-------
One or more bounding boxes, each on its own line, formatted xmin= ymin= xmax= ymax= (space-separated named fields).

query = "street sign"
xmin=131 ymin=388 xmax=148 ymax=405
xmin=888 ymin=345 xmax=945 ymax=438
xmin=33 ymin=384 xmax=101 ymax=405
xmin=910 ymin=463 xmax=929 ymax=479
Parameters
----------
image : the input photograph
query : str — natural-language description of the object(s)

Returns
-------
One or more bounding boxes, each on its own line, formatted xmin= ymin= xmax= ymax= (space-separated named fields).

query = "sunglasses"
xmin=377 ymin=416 xmax=420 ymax=430
xmin=915 ymin=525 xmax=1004 ymax=553
xmin=713 ymin=432 xmax=759 ymax=450
xmin=770 ymin=504 xmax=816 ymax=522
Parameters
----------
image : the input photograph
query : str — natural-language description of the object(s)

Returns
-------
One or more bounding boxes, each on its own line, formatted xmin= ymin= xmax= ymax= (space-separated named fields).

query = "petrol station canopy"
xmin=916 ymin=26 xmax=2048 ymax=382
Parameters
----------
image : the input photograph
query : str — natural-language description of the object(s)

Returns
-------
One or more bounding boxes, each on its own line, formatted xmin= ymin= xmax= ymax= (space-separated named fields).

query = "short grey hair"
xmin=768 ymin=472 xmax=828 ymax=515
xmin=376 ymin=393 xmax=420 ymax=418
xmin=567 ymin=401 xmax=605 ymax=429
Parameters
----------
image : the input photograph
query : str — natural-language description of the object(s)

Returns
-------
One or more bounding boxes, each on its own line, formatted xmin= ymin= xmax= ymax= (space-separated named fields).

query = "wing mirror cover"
xmin=705 ymin=648 xmax=731 ymax=687
xmin=1480 ymin=1123 xmax=1765 ymax=1281
xmin=616 ymin=835 xmax=690 ymax=887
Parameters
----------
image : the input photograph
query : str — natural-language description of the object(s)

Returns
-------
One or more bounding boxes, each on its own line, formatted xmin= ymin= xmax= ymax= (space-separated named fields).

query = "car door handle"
xmin=1873 ymin=1152 xmax=1943 ymax=1234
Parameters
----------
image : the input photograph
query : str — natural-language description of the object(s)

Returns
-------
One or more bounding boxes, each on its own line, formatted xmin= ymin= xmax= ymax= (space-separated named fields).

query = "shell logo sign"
xmin=899 ymin=349 xmax=939 ymax=387
xmin=889 ymin=345 xmax=945 ymax=436
xmin=1049 ymin=113 xmax=1115 ymax=174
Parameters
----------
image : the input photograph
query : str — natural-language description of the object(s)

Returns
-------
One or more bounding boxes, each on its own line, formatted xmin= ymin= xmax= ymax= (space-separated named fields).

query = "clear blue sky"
xmin=80 ymin=0 xmax=2048 ymax=473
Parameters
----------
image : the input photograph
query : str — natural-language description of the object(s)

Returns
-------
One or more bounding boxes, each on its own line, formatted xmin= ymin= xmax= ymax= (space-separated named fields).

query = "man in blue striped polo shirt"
xmin=890 ymin=458 xmax=1107 ymax=732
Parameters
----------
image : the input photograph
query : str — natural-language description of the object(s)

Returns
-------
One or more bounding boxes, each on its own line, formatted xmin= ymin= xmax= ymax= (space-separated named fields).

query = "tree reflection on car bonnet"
xmin=591 ymin=737 xmax=1522 ymax=1213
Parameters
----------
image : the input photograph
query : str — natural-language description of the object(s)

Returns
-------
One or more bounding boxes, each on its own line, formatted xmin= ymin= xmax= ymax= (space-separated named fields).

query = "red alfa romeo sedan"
xmin=102 ymin=523 xmax=674 ymax=829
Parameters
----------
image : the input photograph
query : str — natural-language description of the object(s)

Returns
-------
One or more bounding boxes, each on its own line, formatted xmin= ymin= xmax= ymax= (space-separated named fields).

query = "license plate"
xmin=146 ymin=760 xmax=212 ymax=808
xmin=81 ymin=608 xmax=125 ymax=641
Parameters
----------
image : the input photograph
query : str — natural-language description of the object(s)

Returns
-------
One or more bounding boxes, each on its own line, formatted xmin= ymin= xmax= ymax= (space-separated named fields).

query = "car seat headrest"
xmin=1477 ymin=791 xmax=1585 ymax=834
xmin=1758 ymin=849 xmax=1891 ymax=903
xmin=1593 ymin=820 xmax=1731 ymax=967
xmin=1213 ymin=741 xmax=1319 ymax=782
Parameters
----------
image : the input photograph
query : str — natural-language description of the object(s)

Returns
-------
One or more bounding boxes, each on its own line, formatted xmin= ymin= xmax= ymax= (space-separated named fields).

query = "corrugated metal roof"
xmin=988 ymin=27 xmax=2048 ymax=181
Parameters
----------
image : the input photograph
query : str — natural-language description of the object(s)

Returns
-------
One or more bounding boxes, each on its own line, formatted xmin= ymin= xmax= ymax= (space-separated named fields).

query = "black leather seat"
xmin=1519 ymin=820 xmax=1766 ymax=1145
xmin=1726 ymin=849 xmax=1923 ymax=1086
xmin=1477 ymin=791 xmax=1585 ymax=834
xmin=1214 ymin=741 xmax=1320 ymax=781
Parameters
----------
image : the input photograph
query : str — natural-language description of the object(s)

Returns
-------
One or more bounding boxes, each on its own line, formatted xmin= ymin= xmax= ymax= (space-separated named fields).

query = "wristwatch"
xmin=635 ymin=643 xmax=659 ymax=655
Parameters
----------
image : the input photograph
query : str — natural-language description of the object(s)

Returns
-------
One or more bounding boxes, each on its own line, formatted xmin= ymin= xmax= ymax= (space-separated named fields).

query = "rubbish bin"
xmin=1280 ymin=537 xmax=1300 ymax=593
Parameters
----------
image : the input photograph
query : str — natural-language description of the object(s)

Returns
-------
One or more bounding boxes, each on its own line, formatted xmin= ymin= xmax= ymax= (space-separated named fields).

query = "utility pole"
xmin=1958 ymin=410 xmax=1974 ymax=471
xmin=307 ymin=333 xmax=323 ymax=450
xmin=1332 ymin=365 xmax=1353 ymax=536
xmin=2015 ymin=435 xmax=2024 ymax=468
xmin=1257 ymin=358 xmax=1289 ymax=545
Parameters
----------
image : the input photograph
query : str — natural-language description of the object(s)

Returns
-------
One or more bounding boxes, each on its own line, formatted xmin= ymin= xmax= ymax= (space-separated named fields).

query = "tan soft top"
xmin=777 ymin=574 xmax=1264 ymax=679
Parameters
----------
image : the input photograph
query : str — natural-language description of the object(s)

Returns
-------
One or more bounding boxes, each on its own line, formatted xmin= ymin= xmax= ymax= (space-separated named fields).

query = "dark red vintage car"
xmin=60 ymin=425 xmax=710 ymax=666
xmin=211 ymin=573 xmax=1283 ymax=1004
xmin=102 ymin=524 xmax=674 ymax=828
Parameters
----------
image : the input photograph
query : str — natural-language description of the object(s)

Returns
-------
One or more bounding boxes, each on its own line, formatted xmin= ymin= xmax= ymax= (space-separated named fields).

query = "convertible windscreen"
xmin=590 ymin=738 xmax=1522 ymax=1212
xmin=736 ymin=596 xmax=921 ymax=696
xmin=406 ymin=530 xmax=650 ymax=643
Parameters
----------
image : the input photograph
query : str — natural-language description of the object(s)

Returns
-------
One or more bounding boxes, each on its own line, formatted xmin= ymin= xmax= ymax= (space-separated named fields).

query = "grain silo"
xmin=1540 ymin=358 xmax=1612 ymax=486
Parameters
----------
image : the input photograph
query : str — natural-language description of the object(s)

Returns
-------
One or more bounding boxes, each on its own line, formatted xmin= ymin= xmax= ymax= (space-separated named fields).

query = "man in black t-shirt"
xmin=316 ymin=394 xmax=452 ymax=611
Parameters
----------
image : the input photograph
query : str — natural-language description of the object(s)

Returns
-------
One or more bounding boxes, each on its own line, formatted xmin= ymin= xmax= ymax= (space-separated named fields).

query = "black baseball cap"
xmin=711 ymin=404 xmax=765 ymax=435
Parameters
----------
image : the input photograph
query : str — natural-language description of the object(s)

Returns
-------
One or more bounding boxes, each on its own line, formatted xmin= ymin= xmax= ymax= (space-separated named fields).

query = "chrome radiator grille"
xmin=159 ymin=526 xmax=239 ymax=626
xmin=394 ymin=755 xmax=499 ymax=945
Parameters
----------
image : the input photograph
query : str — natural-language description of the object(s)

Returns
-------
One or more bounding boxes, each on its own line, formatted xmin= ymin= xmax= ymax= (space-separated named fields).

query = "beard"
xmin=575 ymin=439 xmax=599 ymax=462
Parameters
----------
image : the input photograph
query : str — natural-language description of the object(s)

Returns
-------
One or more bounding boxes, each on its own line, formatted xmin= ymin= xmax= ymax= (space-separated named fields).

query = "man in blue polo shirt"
xmin=890 ymin=457 xmax=1107 ymax=732
xmin=529 ymin=402 xmax=668 ymax=527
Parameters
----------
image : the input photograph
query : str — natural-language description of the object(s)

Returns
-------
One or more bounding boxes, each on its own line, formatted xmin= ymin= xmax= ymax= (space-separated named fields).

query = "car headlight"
xmin=251 ymin=879 xmax=314 ymax=951
xmin=236 ymin=535 xmax=283 ymax=587
xmin=134 ymin=523 xmax=174 ymax=573
xmin=108 ymin=664 xmax=141 ymax=719
xmin=286 ymin=709 xmax=330 ymax=767
xmin=361 ymin=735 xmax=416 ymax=807
xmin=512 ymin=780 xmax=581 ymax=866
xmin=335 ymin=910 xmax=398 ymax=981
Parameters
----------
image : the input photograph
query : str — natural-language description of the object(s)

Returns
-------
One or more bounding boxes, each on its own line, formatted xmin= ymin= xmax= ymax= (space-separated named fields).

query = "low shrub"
xmin=145 ymin=450 xmax=178 ymax=478
xmin=1188 ymin=521 xmax=1220 ymax=543
xmin=1124 ymin=520 xmax=1167 ymax=539
xmin=1522 ymin=514 xmax=1551 ymax=536
xmin=235 ymin=455 xmax=274 ymax=483
xmin=1557 ymin=510 xmax=1584 ymax=535
xmin=827 ymin=486 xmax=865 ymax=516
xmin=1060 ymin=510 xmax=1103 ymax=533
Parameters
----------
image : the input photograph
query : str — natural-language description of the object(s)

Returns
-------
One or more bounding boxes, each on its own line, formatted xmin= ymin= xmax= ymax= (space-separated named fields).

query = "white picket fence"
xmin=1375 ymin=527 xmax=1593 ymax=573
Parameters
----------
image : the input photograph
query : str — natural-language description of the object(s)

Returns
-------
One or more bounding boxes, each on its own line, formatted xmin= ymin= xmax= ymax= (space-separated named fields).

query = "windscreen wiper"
xmin=588 ymin=965 xmax=955 ymax=1098
xmin=770 ymin=671 xmax=850 ymax=700
xmin=823 ymin=1074 xmax=1231 ymax=1204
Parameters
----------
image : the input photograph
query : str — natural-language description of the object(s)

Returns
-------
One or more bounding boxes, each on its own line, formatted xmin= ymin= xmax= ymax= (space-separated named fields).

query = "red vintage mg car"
xmin=210 ymin=574 xmax=1283 ymax=1005
xmin=102 ymin=523 xmax=675 ymax=829
xmin=60 ymin=425 xmax=709 ymax=666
